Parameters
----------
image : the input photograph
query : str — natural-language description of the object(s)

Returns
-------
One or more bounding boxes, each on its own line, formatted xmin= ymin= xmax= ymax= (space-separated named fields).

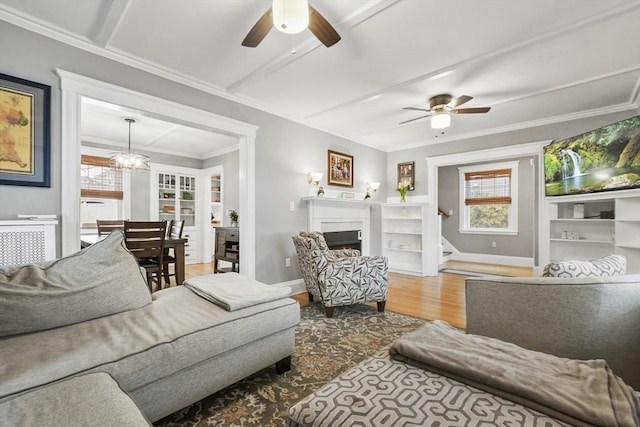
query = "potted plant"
xmin=229 ymin=210 xmax=239 ymax=227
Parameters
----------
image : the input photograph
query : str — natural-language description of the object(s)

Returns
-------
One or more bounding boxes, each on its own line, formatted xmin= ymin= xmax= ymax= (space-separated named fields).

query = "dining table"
xmin=80 ymin=234 xmax=188 ymax=285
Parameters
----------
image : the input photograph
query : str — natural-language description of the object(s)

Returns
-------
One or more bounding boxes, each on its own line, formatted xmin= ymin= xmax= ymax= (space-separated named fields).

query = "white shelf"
xmin=384 ymin=230 xmax=422 ymax=235
xmin=385 ymin=247 xmax=422 ymax=253
xmin=550 ymin=218 xmax=614 ymax=223
xmin=550 ymin=238 xmax=613 ymax=244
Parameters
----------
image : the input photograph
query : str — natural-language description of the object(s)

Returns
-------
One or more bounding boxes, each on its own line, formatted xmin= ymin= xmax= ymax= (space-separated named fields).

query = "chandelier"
xmin=110 ymin=118 xmax=150 ymax=171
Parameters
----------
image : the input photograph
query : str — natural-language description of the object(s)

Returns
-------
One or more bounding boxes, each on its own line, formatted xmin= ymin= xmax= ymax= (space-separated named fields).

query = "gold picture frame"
xmin=327 ymin=150 xmax=353 ymax=187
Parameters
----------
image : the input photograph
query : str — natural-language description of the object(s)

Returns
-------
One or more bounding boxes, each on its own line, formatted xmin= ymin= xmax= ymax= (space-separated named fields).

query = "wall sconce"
xmin=306 ymin=171 xmax=324 ymax=186
xmin=365 ymin=182 xmax=380 ymax=200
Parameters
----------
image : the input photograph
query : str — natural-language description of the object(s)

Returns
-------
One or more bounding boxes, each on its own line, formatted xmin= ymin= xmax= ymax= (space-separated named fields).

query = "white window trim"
xmin=458 ymin=160 xmax=519 ymax=235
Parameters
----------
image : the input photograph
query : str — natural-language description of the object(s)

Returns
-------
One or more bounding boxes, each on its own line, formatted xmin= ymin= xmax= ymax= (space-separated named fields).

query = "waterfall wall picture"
xmin=543 ymin=115 xmax=640 ymax=197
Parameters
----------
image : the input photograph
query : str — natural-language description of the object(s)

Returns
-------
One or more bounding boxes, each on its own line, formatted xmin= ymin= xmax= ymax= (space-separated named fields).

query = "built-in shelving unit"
xmin=152 ymin=168 xmax=200 ymax=264
xmin=545 ymin=192 xmax=640 ymax=273
xmin=382 ymin=203 xmax=429 ymax=276
xmin=210 ymin=173 xmax=223 ymax=226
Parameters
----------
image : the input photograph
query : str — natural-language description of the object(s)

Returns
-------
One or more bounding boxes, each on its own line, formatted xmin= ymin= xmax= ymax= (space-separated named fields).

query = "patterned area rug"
xmin=155 ymin=303 xmax=426 ymax=426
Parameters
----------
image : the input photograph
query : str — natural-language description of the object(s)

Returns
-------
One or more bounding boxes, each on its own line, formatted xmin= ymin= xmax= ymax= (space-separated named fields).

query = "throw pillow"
xmin=0 ymin=230 xmax=151 ymax=338
xmin=542 ymin=254 xmax=627 ymax=278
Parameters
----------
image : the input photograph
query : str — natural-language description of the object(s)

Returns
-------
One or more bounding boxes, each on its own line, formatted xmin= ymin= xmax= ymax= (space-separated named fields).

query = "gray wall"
xmin=438 ymin=156 xmax=536 ymax=258
xmin=0 ymin=22 xmax=385 ymax=285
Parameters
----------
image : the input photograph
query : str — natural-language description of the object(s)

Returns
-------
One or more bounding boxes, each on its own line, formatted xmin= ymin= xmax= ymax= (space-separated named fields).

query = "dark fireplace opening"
xmin=323 ymin=230 xmax=362 ymax=252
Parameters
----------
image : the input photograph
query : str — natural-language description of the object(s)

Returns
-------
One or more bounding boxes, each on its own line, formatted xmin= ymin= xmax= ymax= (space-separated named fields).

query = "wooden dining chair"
xmin=96 ymin=219 xmax=124 ymax=236
xmin=123 ymin=221 xmax=167 ymax=292
xmin=163 ymin=220 xmax=185 ymax=286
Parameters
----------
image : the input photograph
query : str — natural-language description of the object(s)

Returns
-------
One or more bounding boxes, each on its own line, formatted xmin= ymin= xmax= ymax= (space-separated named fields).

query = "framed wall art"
xmin=0 ymin=73 xmax=51 ymax=187
xmin=327 ymin=150 xmax=353 ymax=187
xmin=397 ymin=161 xmax=415 ymax=190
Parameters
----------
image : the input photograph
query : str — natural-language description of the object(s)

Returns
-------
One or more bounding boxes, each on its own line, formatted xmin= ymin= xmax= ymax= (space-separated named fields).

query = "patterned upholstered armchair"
xmin=292 ymin=231 xmax=388 ymax=318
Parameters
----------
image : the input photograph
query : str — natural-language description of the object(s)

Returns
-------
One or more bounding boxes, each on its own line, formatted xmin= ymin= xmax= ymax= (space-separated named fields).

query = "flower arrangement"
xmin=397 ymin=183 xmax=409 ymax=202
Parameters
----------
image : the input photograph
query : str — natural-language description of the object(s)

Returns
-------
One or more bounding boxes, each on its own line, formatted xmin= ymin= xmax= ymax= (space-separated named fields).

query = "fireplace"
xmin=323 ymin=230 xmax=362 ymax=252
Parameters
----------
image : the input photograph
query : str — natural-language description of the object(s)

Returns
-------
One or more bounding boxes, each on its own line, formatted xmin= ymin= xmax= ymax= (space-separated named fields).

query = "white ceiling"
xmin=2 ymin=0 xmax=639 ymax=154
xmin=80 ymin=98 xmax=239 ymax=158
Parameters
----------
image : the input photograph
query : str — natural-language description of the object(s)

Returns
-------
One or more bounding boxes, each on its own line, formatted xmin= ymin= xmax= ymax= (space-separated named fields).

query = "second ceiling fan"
xmin=400 ymin=94 xmax=490 ymax=129
xmin=242 ymin=0 xmax=341 ymax=48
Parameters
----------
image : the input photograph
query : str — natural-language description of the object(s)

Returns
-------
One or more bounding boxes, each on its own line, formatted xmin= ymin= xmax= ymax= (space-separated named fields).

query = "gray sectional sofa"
xmin=0 ymin=231 xmax=300 ymax=424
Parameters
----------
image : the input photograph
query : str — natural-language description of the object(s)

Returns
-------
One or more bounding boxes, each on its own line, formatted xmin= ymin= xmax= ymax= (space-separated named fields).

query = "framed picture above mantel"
xmin=0 ymin=73 xmax=51 ymax=187
xmin=327 ymin=150 xmax=353 ymax=187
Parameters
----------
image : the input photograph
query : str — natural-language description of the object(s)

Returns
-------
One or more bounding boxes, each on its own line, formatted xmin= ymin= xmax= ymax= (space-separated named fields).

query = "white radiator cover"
xmin=0 ymin=220 xmax=58 ymax=267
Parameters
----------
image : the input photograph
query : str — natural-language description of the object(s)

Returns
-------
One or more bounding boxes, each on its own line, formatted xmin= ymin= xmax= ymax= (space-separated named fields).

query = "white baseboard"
xmin=449 ymin=252 xmax=534 ymax=267
xmin=273 ymin=278 xmax=306 ymax=295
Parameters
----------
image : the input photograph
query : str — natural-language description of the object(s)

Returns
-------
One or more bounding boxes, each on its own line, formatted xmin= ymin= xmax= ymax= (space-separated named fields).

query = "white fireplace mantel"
xmin=301 ymin=197 xmax=379 ymax=255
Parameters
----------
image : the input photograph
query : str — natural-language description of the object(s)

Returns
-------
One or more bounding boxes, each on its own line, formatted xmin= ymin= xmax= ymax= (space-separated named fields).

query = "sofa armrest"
xmin=465 ymin=275 xmax=640 ymax=389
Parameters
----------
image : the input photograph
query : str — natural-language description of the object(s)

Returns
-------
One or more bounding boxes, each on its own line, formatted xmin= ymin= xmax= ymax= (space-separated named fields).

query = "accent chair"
xmin=292 ymin=231 xmax=388 ymax=318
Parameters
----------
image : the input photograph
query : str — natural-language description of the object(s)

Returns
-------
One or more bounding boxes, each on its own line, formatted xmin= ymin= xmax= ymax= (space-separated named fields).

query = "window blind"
xmin=464 ymin=168 xmax=511 ymax=205
xmin=80 ymin=155 xmax=123 ymax=200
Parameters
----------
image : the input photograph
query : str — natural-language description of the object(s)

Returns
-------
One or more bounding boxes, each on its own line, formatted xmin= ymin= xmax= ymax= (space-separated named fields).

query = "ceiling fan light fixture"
xmin=431 ymin=112 xmax=450 ymax=129
xmin=272 ymin=0 xmax=309 ymax=34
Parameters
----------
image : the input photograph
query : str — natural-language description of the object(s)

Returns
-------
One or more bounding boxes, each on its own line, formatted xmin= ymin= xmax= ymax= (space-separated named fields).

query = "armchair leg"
xmin=325 ymin=307 xmax=334 ymax=318
xmin=377 ymin=301 xmax=386 ymax=313
xmin=307 ymin=292 xmax=314 ymax=302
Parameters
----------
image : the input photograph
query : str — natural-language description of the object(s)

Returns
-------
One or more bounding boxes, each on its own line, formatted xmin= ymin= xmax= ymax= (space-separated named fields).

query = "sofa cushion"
xmin=0 ymin=230 xmax=151 ymax=338
xmin=542 ymin=255 xmax=626 ymax=278
xmin=0 ymin=372 xmax=150 ymax=426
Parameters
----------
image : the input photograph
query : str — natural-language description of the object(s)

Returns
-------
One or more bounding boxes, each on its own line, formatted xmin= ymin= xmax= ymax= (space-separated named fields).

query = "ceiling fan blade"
xmin=308 ymin=6 xmax=341 ymax=47
xmin=403 ymin=107 xmax=431 ymax=112
xmin=448 ymin=95 xmax=473 ymax=109
xmin=453 ymin=107 xmax=491 ymax=114
xmin=399 ymin=114 xmax=432 ymax=125
xmin=241 ymin=8 xmax=273 ymax=47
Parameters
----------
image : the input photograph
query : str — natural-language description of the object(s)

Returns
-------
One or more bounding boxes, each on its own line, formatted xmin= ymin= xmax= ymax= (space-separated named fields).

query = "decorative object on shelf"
xmin=328 ymin=150 xmax=353 ymax=187
xmin=573 ymin=203 xmax=584 ymax=219
xmin=317 ymin=186 xmax=324 ymax=197
xmin=182 ymin=191 xmax=193 ymax=200
xmin=365 ymin=182 xmax=380 ymax=200
xmin=0 ymin=73 xmax=51 ymax=187
xmin=397 ymin=184 xmax=409 ymax=203
xmin=341 ymin=191 xmax=355 ymax=199
xmin=397 ymin=161 xmax=415 ymax=191
xmin=109 ymin=118 xmax=150 ymax=172
xmin=229 ymin=210 xmax=239 ymax=228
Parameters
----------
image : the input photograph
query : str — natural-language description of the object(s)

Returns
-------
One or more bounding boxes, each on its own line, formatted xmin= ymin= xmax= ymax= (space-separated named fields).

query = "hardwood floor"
xmin=184 ymin=260 xmax=532 ymax=330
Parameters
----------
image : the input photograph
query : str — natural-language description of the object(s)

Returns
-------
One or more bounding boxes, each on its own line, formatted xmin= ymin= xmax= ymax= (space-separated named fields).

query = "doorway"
xmin=58 ymin=70 xmax=259 ymax=278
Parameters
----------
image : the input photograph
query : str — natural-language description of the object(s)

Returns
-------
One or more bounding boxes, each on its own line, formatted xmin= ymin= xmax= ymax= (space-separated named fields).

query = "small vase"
xmin=231 ymin=221 xmax=237 ymax=228
xmin=400 ymin=193 xmax=406 ymax=203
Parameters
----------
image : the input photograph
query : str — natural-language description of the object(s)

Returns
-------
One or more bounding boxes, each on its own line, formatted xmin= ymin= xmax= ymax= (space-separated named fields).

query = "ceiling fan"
xmin=400 ymin=94 xmax=490 ymax=129
xmin=242 ymin=0 xmax=341 ymax=48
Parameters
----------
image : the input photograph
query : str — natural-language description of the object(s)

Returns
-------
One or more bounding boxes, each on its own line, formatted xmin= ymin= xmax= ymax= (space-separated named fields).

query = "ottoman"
xmin=285 ymin=354 xmax=568 ymax=426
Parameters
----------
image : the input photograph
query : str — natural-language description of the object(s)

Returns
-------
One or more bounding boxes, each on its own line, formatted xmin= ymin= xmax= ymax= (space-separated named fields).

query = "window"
xmin=458 ymin=161 xmax=519 ymax=235
xmin=80 ymin=155 xmax=124 ymax=228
